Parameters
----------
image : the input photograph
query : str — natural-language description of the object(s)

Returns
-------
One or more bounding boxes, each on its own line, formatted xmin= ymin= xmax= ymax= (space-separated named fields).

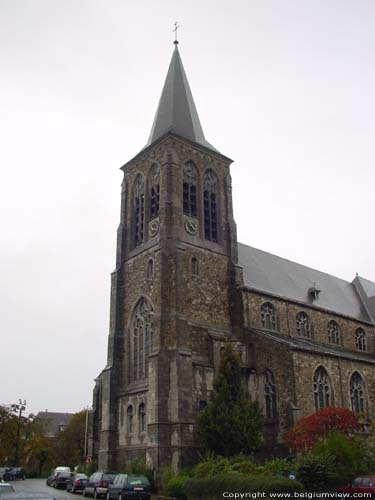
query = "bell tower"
xmin=90 ymin=42 xmax=243 ymax=472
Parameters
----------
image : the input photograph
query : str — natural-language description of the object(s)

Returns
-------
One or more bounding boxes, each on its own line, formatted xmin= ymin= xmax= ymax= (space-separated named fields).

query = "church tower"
xmin=90 ymin=42 xmax=242 ymax=472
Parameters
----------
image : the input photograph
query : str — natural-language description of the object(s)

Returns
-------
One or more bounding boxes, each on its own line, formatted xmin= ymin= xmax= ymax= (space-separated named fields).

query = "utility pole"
xmin=11 ymin=399 xmax=26 ymax=466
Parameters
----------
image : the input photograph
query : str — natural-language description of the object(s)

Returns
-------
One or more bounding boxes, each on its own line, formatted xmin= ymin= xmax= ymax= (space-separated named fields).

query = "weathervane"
xmin=173 ymin=21 xmax=179 ymax=45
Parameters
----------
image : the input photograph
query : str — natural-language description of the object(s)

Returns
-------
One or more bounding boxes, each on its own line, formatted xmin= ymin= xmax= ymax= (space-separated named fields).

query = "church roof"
xmin=145 ymin=44 xmax=219 ymax=154
xmin=238 ymin=242 xmax=372 ymax=323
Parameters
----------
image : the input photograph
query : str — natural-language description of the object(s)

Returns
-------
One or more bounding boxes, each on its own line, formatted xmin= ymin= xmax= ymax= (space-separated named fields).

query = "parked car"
xmin=9 ymin=469 xmax=26 ymax=481
xmin=0 ymin=469 xmax=13 ymax=482
xmin=0 ymin=484 xmax=15 ymax=496
xmin=83 ymin=472 xmax=118 ymax=498
xmin=107 ymin=474 xmax=151 ymax=500
xmin=337 ymin=475 xmax=375 ymax=496
xmin=52 ymin=471 xmax=73 ymax=489
xmin=46 ymin=475 xmax=54 ymax=487
xmin=67 ymin=474 xmax=88 ymax=494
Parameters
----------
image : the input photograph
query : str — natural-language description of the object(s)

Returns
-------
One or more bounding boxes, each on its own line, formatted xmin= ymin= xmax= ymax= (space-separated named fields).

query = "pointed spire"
xmin=145 ymin=45 xmax=219 ymax=153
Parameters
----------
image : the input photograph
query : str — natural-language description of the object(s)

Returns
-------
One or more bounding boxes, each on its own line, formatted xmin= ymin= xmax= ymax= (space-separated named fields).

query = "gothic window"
xmin=146 ymin=259 xmax=153 ymax=280
xmin=148 ymin=164 xmax=160 ymax=219
xmin=127 ymin=405 xmax=133 ymax=434
xmin=355 ymin=328 xmax=367 ymax=351
xmin=203 ymin=169 xmax=219 ymax=242
xmin=132 ymin=175 xmax=145 ymax=247
xmin=296 ymin=311 xmax=312 ymax=338
xmin=313 ymin=366 xmax=333 ymax=411
xmin=138 ymin=403 xmax=146 ymax=433
xmin=327 ymin=320 xmax=341 ymax=345
xmin=260 ymin=302 xmax=277 ymax=330
xmin=198 ymin=401 xmax=207 ymax=412
xmin=129 ymin=297 xmax=153 ymax=382
xmin=350 ymin=372 xmax=366 ymax=414
xmin=264 ymin=370 xmax=277 ymax=419
xmin=191 ymin=257 xmax=198 ymax=275
xmin=183 ymin=161 xmax=198 ymax=217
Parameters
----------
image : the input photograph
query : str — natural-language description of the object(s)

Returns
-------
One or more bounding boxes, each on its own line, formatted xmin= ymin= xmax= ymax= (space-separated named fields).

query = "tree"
xmin=25 ymin=435 xmax=56 ymax=477
xmin=55 ymin=410 xmax=87 ymax=468
xmin=196 ymin=343 xmax=263 ymax=457
xmin=285 ymin=407 xmax=361 ymax=452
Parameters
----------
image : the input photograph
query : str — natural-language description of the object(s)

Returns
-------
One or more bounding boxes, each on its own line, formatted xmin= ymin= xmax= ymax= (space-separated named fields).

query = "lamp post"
xmin=11 ymin=399 xmax=26 ymax=466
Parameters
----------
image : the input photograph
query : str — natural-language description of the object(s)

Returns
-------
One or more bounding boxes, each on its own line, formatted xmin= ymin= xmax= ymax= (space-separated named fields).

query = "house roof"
xmin=144 ymin=44 xmax=219 ymax=154
xmin=238 ymin=242 xmax=372 ymax=323
xmin=34 ymin=411 xmax=74 ymax=438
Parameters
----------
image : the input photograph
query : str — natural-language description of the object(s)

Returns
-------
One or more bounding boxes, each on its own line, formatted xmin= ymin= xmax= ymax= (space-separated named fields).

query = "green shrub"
xmin=296 ymin=450 xmax=337 ymax=489
xmin=183 ymin=473 xmax=304 ymax=498
xmin=230 ymin=455 xmax=256 ymax=474
xmin=128 ymin=459 xmax=153 ymax=483
xmin=193 ymin=454 xmax=231 ymax=478
xmin=164 ymin=475 xmax=189 ymax=499
xmin=161 ymin=466 xmax=176 ymax=495
xmin=260 ymin=457 xmax=296 ymax=476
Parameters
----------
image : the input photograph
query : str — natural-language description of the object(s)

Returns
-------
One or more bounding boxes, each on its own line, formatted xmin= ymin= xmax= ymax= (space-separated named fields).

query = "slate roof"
xmin=35 ymin=411 xmax=74 ymax=438
xmin=145 ymin=45 xmax=219 ymax=154
xmin=250 ymin=328 xmax=375 ymax=364
xmin=238 ymin=242 xmax=372 ymax=323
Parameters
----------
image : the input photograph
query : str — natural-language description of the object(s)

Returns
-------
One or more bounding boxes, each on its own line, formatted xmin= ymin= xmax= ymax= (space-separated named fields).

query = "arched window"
xmin=260 ymin=302 xmax=277 ymax=330
xmin=183 ymin=161 xmax=198 ymax=217
xmin=327 ymin=320 xmax=341 ymax=345
xmin=132 ymin=175 xmax=145 ymax=247
xmin=264 ymin=370 xmax=277 ymax=419
xmin=355 ymin=328 xmax=367 ymax=351
xmin=198 ymin=401 xmax=207 ymax=412
xmin=350 ymin=372 xmax=366 ymax=414
xmin=296 ymin=311 xmax=312 ymax=338
xmin=191 ymin=257 xmax=198 ymax=275
xmin=313 ymin=366 xmax=333 ymax=410
xmin=127 ymin=405 xmax=133 ymax=434
xmin=203 ymin=169 xmax=219 ymax=242
xmin=148 ymin=164 xmax=160 ymax=219
xmin=146 ymin=259 xmax=153 ymax=280
xmin=129 ymin=297 xmax=153 ymax=382
xmin=138 ymin=403 xmax=146 ymax=433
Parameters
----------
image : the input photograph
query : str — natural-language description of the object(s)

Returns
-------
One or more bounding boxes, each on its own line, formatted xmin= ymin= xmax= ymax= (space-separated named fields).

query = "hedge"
xmin=183 ymin=473 xmax=304 ymax=499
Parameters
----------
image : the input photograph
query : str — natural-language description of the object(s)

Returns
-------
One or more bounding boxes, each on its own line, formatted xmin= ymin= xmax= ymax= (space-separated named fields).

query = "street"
xmin=12 ymin=479 xmax=81 ymax=500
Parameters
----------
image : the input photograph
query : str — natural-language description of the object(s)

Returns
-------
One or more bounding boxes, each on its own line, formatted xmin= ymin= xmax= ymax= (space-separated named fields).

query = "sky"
xmin=1 ymin=0 xmax=374 ymax=417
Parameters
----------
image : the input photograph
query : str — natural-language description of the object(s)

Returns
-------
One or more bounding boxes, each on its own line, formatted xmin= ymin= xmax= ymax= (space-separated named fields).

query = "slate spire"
xmin=145 ymin=45 xmax=218 ymax=153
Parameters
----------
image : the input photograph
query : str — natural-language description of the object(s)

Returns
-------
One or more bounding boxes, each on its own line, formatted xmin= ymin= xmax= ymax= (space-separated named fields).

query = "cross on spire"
xmin=173 ymin=21 xmax=179 ymax=45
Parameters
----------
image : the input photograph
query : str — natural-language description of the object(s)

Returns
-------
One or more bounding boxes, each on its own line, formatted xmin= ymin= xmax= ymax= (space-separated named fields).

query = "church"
xmin=88 ymin=41 xmax=375 ymax=472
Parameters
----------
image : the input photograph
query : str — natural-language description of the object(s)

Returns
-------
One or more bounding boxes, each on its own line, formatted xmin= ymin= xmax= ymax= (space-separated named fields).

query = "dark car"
xmin=0 ymin=469 xmax=13 ymax=482
xmin=67 ymin=474 xmax=88 ymax=494
xmin=46 ymin=475 xmax=54 ymax=487
xmin=9 ymin=469 xmax=26 ymax=481
xmin=52 ymin=471 xmax=73 ymax=489
xmin=83 ymin=472 xmax=118 ymax=498
xmin=107 ymin=474 xmax=151 ymax=500
xmin=337 ymin=475 xmax=375 ymax=496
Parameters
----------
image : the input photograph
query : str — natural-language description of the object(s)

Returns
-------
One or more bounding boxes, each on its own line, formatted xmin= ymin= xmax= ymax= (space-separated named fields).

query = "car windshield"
xmin=75 ymin=474 xmax=87 ymax=479
xmin=102 ymin=474 xmax=117 ymax=481
xmin=57 ymin=472 xmax=71 ymax=477
xmin=128 ymin=476 xmax=150 ymax=487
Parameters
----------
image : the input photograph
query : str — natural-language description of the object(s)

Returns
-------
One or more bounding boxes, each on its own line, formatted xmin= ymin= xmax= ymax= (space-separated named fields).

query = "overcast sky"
xmin=1 ymin=0 xmax=374 ymax=417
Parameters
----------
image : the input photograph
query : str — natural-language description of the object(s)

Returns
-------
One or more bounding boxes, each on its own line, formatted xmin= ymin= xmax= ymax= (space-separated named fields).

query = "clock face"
xmin=184 ymin=219 xmax=198 ymax=235
xmin=149 ymin=219 xmax=160 ymax=237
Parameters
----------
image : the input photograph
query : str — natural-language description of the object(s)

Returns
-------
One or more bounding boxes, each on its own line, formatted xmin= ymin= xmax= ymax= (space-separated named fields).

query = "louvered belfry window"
xmin=183 ymin=161 xmax=198 ymax=217
xmin=132 ymin=175 xmax=145 ymax=247
xmin=203 ymin=169 xmax=218 ymax=242
xmin=149 ymin=164 xmax=160 ymax=219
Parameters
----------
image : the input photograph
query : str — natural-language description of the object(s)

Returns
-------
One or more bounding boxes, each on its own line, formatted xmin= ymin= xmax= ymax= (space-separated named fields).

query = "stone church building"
xmin=89 ymin=43 xmax=375 ymax=472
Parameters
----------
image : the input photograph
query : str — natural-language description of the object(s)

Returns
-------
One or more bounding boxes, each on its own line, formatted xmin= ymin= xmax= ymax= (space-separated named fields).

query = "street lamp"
xmin=11 ymin=399 xmax=26 ymax=466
